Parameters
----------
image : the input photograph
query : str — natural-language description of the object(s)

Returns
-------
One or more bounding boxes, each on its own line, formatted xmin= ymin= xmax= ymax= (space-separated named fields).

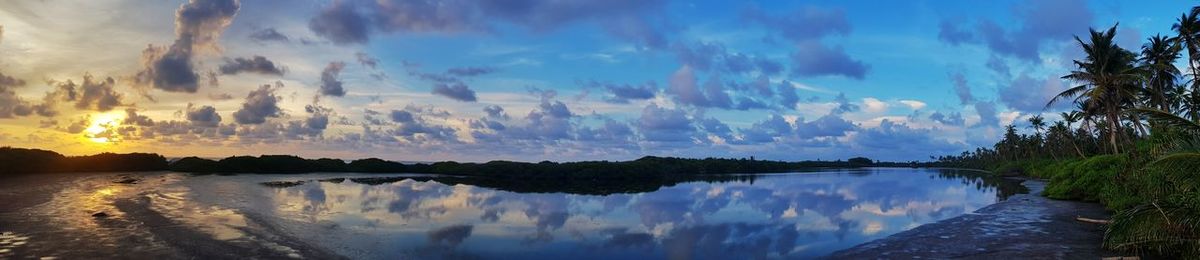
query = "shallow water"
xmin=0 ymin=168 xmax=1022 ymax=259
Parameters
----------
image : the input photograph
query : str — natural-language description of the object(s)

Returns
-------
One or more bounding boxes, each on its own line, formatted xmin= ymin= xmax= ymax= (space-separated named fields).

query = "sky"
xmin=0 ymin=0 xmax=1194 ymax=162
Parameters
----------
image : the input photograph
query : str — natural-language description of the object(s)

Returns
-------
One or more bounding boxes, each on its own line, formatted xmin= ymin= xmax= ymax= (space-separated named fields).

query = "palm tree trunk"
xmin=1106 ymin=108 xmax=1121 ymax=154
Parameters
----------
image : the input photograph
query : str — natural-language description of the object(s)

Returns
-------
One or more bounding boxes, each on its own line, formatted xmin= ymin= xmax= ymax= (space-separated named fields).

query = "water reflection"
xmin=205 ymin=168 xmax=1020 ymax=259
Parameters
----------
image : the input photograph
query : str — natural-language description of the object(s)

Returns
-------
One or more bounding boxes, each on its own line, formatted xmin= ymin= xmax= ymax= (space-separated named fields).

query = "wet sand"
xmin=0 ymin=172 xmax=341 ymax=260
xmin=828 ymin=179 xmax=1116 ymax=259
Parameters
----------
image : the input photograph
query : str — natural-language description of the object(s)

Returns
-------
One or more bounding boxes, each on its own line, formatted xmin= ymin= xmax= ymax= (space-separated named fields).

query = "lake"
xmin=0 ymin=168 xmax=1023 ymax=259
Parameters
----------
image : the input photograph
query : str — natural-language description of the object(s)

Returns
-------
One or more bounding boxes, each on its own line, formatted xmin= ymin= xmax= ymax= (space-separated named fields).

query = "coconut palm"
xmin=1141 ymin=34 xmax=1183 ymax=111
xmin=1052 ymin=25 xmax=1143 ymax=154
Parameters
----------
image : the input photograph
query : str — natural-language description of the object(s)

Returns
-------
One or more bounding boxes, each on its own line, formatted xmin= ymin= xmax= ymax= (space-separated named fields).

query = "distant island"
xmin=1 ymin=146 xmax=922 ymax=178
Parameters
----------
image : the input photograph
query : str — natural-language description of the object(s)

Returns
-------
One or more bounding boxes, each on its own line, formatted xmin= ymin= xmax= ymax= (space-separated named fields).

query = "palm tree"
xmin=1028 ymin=115 xmax=1046 ymax=137
xmin=1173 ymin=8 xmax=1200 ymax=119
xmin=1052 ymin=24 xmax=1143 ymax=154
xmin=1061 ymin=111 xmax=1088 ymax=159
xmin=1141 ymin=34 xmax=1183 ymax=112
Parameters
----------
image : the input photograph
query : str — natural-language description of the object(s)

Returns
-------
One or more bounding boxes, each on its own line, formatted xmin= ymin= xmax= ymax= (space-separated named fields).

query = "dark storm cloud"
xmin=431 ymin=82 xmax=477 ymax=102
xmin=307 ymin=0 xmax=669 ymax=48
xmin=137 ymin=0 xmax=240 ymax=93
xmin=186 ymin=104 xmax=223 ymax=127
xmin=249 ymin=27 xmax=289 ymax=43
xmin=789 ymin=41 xmax=868 ymax=79
xmin=320 ymin=61 xmax=347 ymax=97
xmin=219 ymin=56 xmax=285 ymax=75
xmin=233 ymin=83 xmax=283 ymax=124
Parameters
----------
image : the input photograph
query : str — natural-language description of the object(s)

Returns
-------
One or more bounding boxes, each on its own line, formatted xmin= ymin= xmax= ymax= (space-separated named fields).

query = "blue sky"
xmin=0 ymin=0 xmax=1194 ymax=162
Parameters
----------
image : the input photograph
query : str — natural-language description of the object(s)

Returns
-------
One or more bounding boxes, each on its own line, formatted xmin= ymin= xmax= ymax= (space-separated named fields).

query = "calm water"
xmin=0 ymin=168 xmax=1022 ymax=259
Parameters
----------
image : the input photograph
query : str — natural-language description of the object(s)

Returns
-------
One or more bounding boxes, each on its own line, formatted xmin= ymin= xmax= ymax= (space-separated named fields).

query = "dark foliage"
xmin=0 ymin=147 xmax=167 ymax=175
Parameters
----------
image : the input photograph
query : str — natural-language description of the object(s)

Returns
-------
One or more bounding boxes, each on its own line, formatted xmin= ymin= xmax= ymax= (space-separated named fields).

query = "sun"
xmin=84 ymin=112 xmax=125 ymax=144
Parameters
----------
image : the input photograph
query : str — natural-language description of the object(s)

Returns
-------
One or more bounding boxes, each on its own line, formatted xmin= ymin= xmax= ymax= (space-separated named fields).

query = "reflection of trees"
xmin=344 ymin=175 xmax=758 ymax=195
xmin=930 ymin=169 xmax=1029 ymax=201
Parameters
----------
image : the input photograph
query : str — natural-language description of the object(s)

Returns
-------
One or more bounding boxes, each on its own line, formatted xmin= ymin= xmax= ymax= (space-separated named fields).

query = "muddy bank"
xmin=828 ymin=179 xmax=1114 ymax=259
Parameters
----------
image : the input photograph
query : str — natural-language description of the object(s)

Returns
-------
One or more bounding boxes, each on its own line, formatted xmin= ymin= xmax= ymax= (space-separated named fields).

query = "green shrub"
xmin=1043 ymin=155 xmax=1128 ymax=204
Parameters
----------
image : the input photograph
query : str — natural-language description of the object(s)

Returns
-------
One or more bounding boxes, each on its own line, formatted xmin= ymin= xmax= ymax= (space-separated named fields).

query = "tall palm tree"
xmin=1051 ymin=25 xmax=1143 ymax=154
xmin=1173 ymin=8 xmax=1200 ymax=119
xmin=1029 ymin=115 xmax=1046 ymax=137
xmin=1141 ymin=34 xmax=1183 ymax=112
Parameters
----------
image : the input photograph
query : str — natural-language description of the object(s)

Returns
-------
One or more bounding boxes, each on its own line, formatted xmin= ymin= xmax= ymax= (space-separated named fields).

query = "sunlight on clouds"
xmin=83 ymin=111 xmax=125 ymax=144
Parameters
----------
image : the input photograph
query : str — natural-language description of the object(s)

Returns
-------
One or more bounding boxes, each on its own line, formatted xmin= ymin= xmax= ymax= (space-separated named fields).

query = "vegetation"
xmin=0 ymin=147 xmax=167 ymax=175
xmin=933 ymin=6 xmax=1200 ymax=257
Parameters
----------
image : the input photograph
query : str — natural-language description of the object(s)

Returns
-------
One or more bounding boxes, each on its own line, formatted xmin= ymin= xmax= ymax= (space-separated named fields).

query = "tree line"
xmin=933 ymin=6 xmax=1200 ymax=257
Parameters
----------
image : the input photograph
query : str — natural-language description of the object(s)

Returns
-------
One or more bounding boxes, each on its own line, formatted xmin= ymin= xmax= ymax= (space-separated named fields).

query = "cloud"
xmin=777 ymin=81 xmax=799 ymax=110
xmin=898 ymin=100 xmax=926 ymax=110
xmin=431 ymin=82 xmax=478 ymax=102
xmin=186 ymin=104 xmax=222 ymax=127
xmin=862 ymin=98 xmax=887 ymax=113
xmin=390 ymin=109 xmax=415 ymax=123
xmin=741 ymin=5 xmax=850 ymax=42
xmin=136 ymin=0 xmax=241 ymax=93
xmin=672 ymin=42 xmax=783 ymax=75
xmin=319 ymin=61 xmax=347 ymax=97
xmin=0 ymin=72 xmax=23 ymax=88
xmin=483 ymin=105 xmax=508 ymax=119
xmin=0 ymin=72 xmax=34 ymax=118
xmin=249 ymin=28 xmax=289 ymax=43
xmin=943 ymin=0 xmax=1093 ymax=62
xmin=795 ymin=114 xmax=857 ymax=139
xmin=233 ymin=82 xmax=283 ymax=124
xmin=446 ymin=66 xmax=497 ymax=77
xmin=831 ymin=93 xmax=860 ymax=115
xmin=355 ymin=52 xmax=379 ymax=69
xmin=586 ymin=80 xmax=657 ymax=104
xmin=973 ymin=101 xmax=999 ymax=128
xmin=854 ymin=119 xmax=962 ymax=155
xmin=54 ymin=75 xmax=123 ymax=112
xmin=789 ymin=41 xmax=868 ymax=79
xmin=308 ymin=0 xmax=670 ymax=48
xmin=637 ymin=104 xmax=695 ymax=142
xmin=999 ymin=74 xmax=1071 ymax=113
xmin=929 ymin=111 xmax=965 ymax=126
xmin=938 ymin=18 xmax=973 ymax=45
xmin=218 ymin=56 xmax=285 ymax=75
xmin=428 ymin=225 xmax=473 ymax=247
xmin=123 ymin=109 xmax=155 ymax=127
xmin=949 ymin=71 xmax=974 ymax=105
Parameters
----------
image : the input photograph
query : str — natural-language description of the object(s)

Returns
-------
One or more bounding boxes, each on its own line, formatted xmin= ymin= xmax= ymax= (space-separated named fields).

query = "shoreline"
xmin=827 ymin=178 xmax=1115 ymax=259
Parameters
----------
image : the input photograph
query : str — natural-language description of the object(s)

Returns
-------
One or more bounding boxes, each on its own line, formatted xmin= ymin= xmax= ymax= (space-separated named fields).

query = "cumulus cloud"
xmin=789 ymin=41 xmax=868 ymax=79
xmin=637 ymin=104 xmax=695 ymax=142
xmin=355 ymin=52 xmax=379 ymax=69
xmin=186 ymin=104 xmax=222 ymax=127
xmin=123 ymin=109 xmax=155 ymax=127
xmin=136 ymin=0 xmax=241 ymax=92
xmin=431 ymin=82 xmax=478 ymax=102
xmin=308 ymin=0 xmax=670 ymax=48
xmin=862 ymin=98 xmax=888 ymax=113
xmin=483 ymin=105 xmax=508 ymax=120
xmin=831 ymin=93 xmax=860 ymax=115
xmin=0 ymin=72 xmax=34 ymax=118
xmin=55 ymin=75 xmax=123 ymax=112
xmin=673 ymin=42 xmax=784 ymax=75
xmin=319 ymin=61 xmax=347 ymax=97
xmin=233 ymin=83 xmax=283 ymax=124
xmin=854 ymin=119 xmax=962 ymax=154
xmin=219 ymin=56 xmax=285 ymax=75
